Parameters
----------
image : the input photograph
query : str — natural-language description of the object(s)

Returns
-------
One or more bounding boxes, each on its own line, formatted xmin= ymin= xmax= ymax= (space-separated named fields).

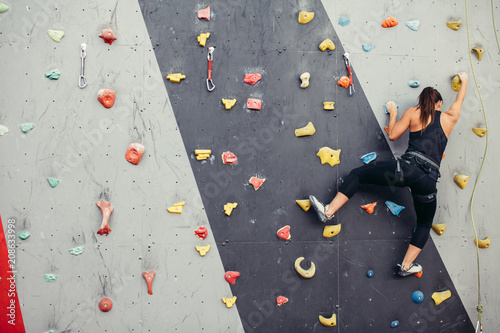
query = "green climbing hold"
xmin=45 ymin=69 xmax=60 ymax=80
xmin=43 ymin=274 xmax=57 ymax=282
xmin=0 ymin=124 xmax=8 ymax=136
xmin=69 ymin=246 xmax=84 ymax=255
xmin=0 ymin=3 xmax=9 ymax=13
xmin=19 ymin=231 xmax=30 ymax=240
xmin=47 ymin=29 xmax=64 ymax=42
xmin=20 ymin=123 xmax=35 ymax=134
xmin=47 ymin=177 xmax=60 ymax=188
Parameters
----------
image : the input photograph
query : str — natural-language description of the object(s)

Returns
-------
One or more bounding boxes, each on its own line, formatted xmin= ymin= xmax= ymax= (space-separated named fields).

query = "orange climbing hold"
xmin=361 ymin=202 xmax=377 ymax=214
xmin=381 ymin=16 xmax=398 ymax=28
xmin=125 ymin=143 xmax=145 ymax=165
xmin=414 ymin=271 xmax=423 ymax=278
xmin=249 ymin=176 xmax=265 ymax=190
xmin=97 ymin=88 xmax=116 ymax=108
xmin=384 ymin=126 xmax=389 ymax=134
xmin=142 ymin=270 xmax=156 ymax=295
xmin=244 ymin=73 xmax=262 ymax=85
xmin=99 ymin=28 xmax=117 ymax=45
xmin=96 ymin=200 xmax=113 ymax=235
xmin=197 ymin=6 xmax=210 ymax=20
xmin=337 ymin=76 xmax=349 ymax=88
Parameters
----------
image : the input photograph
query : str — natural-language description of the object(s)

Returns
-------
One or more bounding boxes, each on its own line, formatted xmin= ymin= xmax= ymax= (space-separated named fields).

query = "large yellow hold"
xmin=197 ymin=32 xmax=210 ymax=47
xmin=472 ymin=47 xmax=484 ymax=61
xmin=224 ymin=202 xmax=238 ymax=216
xmin=323 ymin=101 xmax=335 ymax=110
xmin=222 ymin=296 xmax=237 ymax=308
xmin=317 ymin=147 xmax=341 ymax=167
xmin=319 ymin=313 xmax=336 ymax=327
xmin=474 ymin=237 xmax=490 ymax=248
xmin=453 ymin=174 xmax=470 ymax=189
xmin=298 ymin=11 xmax=314 ymax=24
xmin=323 ymin=224 xmax=341 ymax=238
xmin=166 ymin=73 xmax=186 ymax=83
xmin=472 ymin=127 xmax=487 ymax=137
xmin=319 ymin=38 xmax=335 ymax=51
xmin=295 ymin=199 xmax=311 ymax=212
xmin=451 ymin=75 xmax=461 ymax=91
xmin=294 ymin=257 xmax=315 ymax=278
xmin=167 ymin=201 xmax=186 ymax=214
xmin=222 ymin=98 xmax=237 ymax=110
xmin=431 ymin=224 xmax=447 ymax=235
xmin=195 ymin=244 xmax=210 ymax=256
xmin=295 ymin=122 xmax=316 ymax=137
xmin=446 ymin=20 xmax=462 ymax=31
xmin=432 ymin=290 xmax=451 ymax=305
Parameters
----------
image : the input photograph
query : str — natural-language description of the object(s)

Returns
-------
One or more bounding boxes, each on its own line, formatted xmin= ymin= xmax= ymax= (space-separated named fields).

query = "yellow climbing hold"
xmin=224 ymin=202 xmax=238 ymax=216
xmin=298 ymin=11 xmax=314 ymax=24
xmin=319 ymin=38 xmax=335 ymax=51
xmin=295 ymin=122 xmax=316 ymax=137
xmin=453 ymin=174 xmax=470 ymax=189
xmin=195 ymin=244 xmax=210 ymax=256
xmin=300 ymin=72 xmax=310 ymax=88
xmin=197 ymin=32 xmax=210 ymax=47
xmin=323 ymin=224 xmax=341 ymax=238
xmin=173 ymin=201 xmax=186 ymax=207
xmin=431 ymin=224 xmax=447 ymax=236
xmin=472 ymin=47 xmax=484 ymax=61
xmin=451 ymin=75 xmax=461 ymax=92
xmin=294 ymin=257 xmax=316 ymax=278
xmin=222 ymin=296 xmax=237 ymax=308
xmin=295 ymin=199 xmax=311 ymax=212
xmin=474 ymin=237 xmax=490 ymax=249
xmin=432 ymin=290 xmax=451 ymax=306
xmin=319 ymin=313 xmax=337 ymax=327
xmin=222 ymin=98 xmax=237 ymax=110
xmin=317 ymin=147 xmax=341 ymax=167
xmin=166 ymin=73 xmax=186 ymax=83
xmin=323 ymin=101 xmax=335 ymax=110
xmin=167 ymin=202 xmax=185 ymax=214
xmin=195 ymin=149 xmax=211 ymax=160
xmin=446 ymin=20 xmax=462 ymax=31
xmin=472 ymin=127 xmax=487 ymax=137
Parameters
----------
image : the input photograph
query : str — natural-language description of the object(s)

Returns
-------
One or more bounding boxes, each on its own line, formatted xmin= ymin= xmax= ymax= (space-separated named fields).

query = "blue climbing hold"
xmin=385 ymin=201 xmax=405 ymax=216
xmin=338 ymin=16 xmax=350 ymax=27
xmin=408 ymin=80 xmax=420 ymax=88
xmin=383 ymin=104 xmax=399 ymax=113
xmin=412 ymin=290 xmax=424 ymax=303
xmin=366 ymin=270 xmax=374 ymax=278
xmin=405 ymin=20 xmax=420 ymax=31
xmin=391 ymin=320 xmax=399 ymax=328
xmin=362 ymin=43 xmax=374 ymax=52
xmin=360 ymin=152 xmax=377 ymax=164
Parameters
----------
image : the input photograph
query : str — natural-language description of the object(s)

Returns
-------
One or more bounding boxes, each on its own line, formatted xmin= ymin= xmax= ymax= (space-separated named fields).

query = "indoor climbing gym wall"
xmin=0 ymin=0 xmax=498 ymax=333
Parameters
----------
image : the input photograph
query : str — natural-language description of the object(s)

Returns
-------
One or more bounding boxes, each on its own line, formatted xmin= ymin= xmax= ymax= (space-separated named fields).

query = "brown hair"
xmin=417 ymin=87 xmax=442 ymax=132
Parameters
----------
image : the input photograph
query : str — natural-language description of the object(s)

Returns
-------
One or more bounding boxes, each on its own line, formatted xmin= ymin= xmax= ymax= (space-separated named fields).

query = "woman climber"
xmin=309 ymin=72 xmax=468 ymax=276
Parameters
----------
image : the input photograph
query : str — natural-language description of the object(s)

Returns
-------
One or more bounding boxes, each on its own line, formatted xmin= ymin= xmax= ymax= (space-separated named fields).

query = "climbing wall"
xmin=140 ymin=0 xmax=474 ymax=331
xmin=0 ymin=0 xmax=243 ymax=331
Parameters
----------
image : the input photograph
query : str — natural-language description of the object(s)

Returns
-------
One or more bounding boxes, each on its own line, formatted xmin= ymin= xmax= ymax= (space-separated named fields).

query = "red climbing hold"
xmin=277 ymin=225 xmax=291 ymax=240
xmin=125 ymin=143 xmax=145 ymax=165
xmin=414 ymin=271 xmax=423 ymax=278
xmin=99 ymin=27 xmax=117 ymax=45
xmin=337 ymin=76 xmax=349 ymax=89
xmin=197 ymin=6 xmax=210 ymax=20
xmin=194 ymin=226 xmax=208 ymax=240
xmin=224 ymin=271 xmax=240 ymax=285
xmin=249 ymin=176 xmax=265 ymax=190
xmin=142 ymin=270 xmax=156 ymax=295
xmin=97 ymin=88 xmax=116 ymax=108
xmin=276 ymin=296 xmax=289 ymax=306
xmin=99 ymin=298 xmax=113 ymax=312
xmin=222 ymin=151 xmax=238 ymax=165
xmin=96 ymin=200 xmax=113 ymax=235
xmin=244 ymin=73 xmax=262 ymax=85
xmin=246 ymin=98 xmax=262 ymax=110
xmin=361 ymin=202 xmax=377 ymax=214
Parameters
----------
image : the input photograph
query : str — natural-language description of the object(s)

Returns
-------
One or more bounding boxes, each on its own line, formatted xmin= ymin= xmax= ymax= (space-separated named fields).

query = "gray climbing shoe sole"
xmin=309 ymin=195 xmax=333 ymax=223
xmin=397 ymin=263 xmax=422 ymax=277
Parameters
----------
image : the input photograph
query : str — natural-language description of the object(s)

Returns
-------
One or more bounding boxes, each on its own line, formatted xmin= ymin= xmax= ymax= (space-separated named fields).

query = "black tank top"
xmin=405 ymin=111 xmax=448 ymax=166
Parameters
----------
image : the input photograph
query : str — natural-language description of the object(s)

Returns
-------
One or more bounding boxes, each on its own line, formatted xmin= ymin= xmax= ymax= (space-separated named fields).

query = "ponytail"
xmin=417 ymin=87 xmax=442 ymax=132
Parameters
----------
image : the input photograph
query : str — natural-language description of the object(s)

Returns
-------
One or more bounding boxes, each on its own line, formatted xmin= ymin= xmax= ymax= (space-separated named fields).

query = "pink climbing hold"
xmin=142 ymin=270 xmax=156 ymax=295
xmin=277 ymin=225 xmax=291 ymax=240
xmin=249 ymin=176 xmax=265 ymax=190
xmin=276 ymin=296 xmax=288 ymax=306
xmin=99 ymin=298 xmax=113 ymax=312
xmin=99 ymin=27 xmax=117 ymax=45
xmin=96 ymin=200 xmax=113 ymax=235
xmin=194 ymin=226 xmax=208 ymax=240
xmin=246 ymin=98 xmax=262 ymax=110
xmin=244 ymin=73 xmax=262 ymax=85
xmin=222 ymin=151 xmax=238 ymax=165
xmin=224 ymin=271 xmax=240 ymax=285
xmin=197 ymin=6 xmax=210 ymax=20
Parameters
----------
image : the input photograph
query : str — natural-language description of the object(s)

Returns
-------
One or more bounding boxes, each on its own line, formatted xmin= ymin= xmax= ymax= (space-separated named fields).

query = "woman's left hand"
xmin=386 ymin=101 xmax=398 ymax=116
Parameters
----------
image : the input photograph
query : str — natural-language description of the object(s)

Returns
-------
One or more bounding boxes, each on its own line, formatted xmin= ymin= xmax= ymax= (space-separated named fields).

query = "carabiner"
xmin=79 ymin=43 xmax=88 ymax=89
xmin=206 ymin=46 xmax=215 ymax=91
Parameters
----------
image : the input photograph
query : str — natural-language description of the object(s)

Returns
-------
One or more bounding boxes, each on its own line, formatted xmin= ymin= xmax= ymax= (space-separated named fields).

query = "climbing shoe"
xmin=309 ymin=195 xmax=333 ymax=223
xmin=397 ymin=263 xmax=422 ymax=277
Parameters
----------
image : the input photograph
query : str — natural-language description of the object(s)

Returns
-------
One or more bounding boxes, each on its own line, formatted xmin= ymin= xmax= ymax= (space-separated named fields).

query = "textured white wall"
xmin=321 ymin=0 xmax=500 ymax=329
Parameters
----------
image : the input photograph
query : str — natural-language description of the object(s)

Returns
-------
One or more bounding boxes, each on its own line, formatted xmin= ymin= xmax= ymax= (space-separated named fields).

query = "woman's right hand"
xmin=457 ymin=72 xmax=468 ymax=83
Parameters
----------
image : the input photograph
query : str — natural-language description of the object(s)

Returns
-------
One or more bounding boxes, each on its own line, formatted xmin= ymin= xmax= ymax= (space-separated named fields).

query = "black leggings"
xmin=339 ymin=159 xmax=438 ymax=249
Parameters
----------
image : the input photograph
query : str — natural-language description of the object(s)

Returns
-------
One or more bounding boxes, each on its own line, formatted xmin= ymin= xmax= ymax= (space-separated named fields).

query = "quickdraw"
xmin=79 ymin=43 xmax=87 ymax=89
xmin=206 ymin=46 xmax=215 ymax=91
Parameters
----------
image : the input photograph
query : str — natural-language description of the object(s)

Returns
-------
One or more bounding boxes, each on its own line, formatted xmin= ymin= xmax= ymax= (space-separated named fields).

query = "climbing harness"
xmin=343 ymin=52 xmax=355 ymax=96
xmin=79 ymin=43 xmax=87 ymax=89
xmin=465 ymin=0 xmax=494 ymax=331
xmin=206 ymin=46 xmax=215 ymax=91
